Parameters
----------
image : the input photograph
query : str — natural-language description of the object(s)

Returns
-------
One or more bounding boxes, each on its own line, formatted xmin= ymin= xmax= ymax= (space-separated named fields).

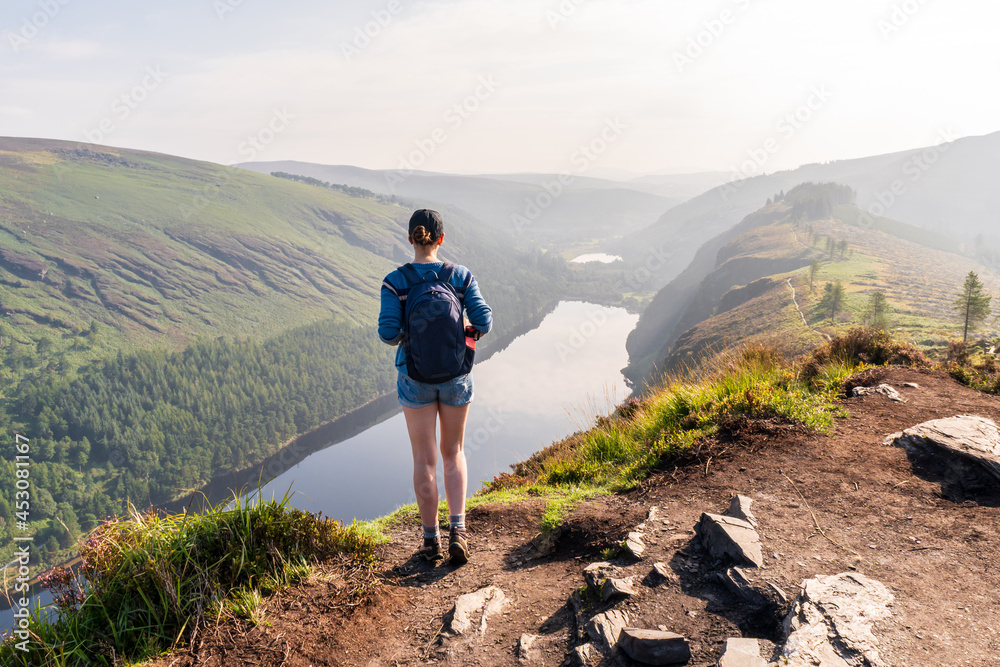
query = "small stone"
xmin=586 ymin=609 xmax=630 ymax=653
xmin=601 ymin=577 xmax=637 ymax=601
xmin=719 ymin=638 xmax=767 ymax=667
xmin=715 ymin=568 xmax=769 ymax=607
xmin=697 ymin=513 xmax=764 ymax=568
xmin=625 ymin=532 xmax=647 ymax=558
xmin=852 ymin=384 xmax=903 ymax=402
xmin=568 ymin=643 xmax=597 ymax=667
xmin=517 ymin=634 xmax=540 ymax=664
xmin=647 ymin=562 xmax=679 ymax=587
xmin=903 ymin=382 xmax=920 ymax=389
xmin=648 ymin=506 xmax=661 ymax=521
xmin=618 ymin=628 xmax=691 ymax=665
xmin=443 ymin=586 xmax=508 ymax=637
xmin=583 ymin=562 xmax=619 ymax=591
xmin=726 ymin=494 xmax=758 ymax=529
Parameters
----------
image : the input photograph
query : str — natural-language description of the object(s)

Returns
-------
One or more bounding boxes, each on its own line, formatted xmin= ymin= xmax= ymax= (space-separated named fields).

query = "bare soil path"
xmin=150 ymin=367 xmax=1000 ymax=666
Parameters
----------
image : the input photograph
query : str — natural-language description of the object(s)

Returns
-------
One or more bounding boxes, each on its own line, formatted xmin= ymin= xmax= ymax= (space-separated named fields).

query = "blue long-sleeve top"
xmin=378 ymin=261 xmax=493 ymax=372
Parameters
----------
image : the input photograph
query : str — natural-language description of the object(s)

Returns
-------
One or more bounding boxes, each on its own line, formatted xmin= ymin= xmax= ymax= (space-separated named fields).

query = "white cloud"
xmin=38 ymin=39 xmax=108 ymax=61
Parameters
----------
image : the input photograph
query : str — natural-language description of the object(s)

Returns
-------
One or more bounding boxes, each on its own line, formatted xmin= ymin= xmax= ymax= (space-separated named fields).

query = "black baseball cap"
xmin=408 ymin=209 xmax=444 ymax=239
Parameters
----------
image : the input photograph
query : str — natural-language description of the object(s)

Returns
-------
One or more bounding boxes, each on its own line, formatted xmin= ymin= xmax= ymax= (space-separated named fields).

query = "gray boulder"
xmin=781 ymin=573 xmax=893 ymax=667
xmin=697 ymin=513 xmax=764 ymax=568
xmin=625 ymin=531 xmax=647 ymax=558
xmin=618 ymin=628 xmax=691 ymax=665
xmin=582 ymin=562 xmax=636 ymax=601
xmin=886 ymin=415 xmax=1000 ymax=483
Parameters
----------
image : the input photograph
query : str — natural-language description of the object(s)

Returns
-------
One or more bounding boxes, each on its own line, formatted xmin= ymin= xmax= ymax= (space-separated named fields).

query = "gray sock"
xmin=423 ymin=523 xmax=440 ymax=540
xmin=449 ymin=514 xmax=466 ymax=530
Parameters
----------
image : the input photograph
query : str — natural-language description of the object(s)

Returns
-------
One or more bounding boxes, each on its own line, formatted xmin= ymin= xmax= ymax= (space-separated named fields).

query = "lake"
xmin=571 ymin=253 xmax=623 ymax=264
xmin=251 ymin=301 xmax=638 ymax=522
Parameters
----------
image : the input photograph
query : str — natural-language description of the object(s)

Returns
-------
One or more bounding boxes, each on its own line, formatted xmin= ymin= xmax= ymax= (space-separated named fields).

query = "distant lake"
xmin=571 ymin=253 xmax=623 ymax=264
xmin=252 ymin=301 xmax=638 ymax=522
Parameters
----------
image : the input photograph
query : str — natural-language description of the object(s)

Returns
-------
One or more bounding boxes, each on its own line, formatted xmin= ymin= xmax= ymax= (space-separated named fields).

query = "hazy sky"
xmin=1 ymin=0 xmax=998 ymax=177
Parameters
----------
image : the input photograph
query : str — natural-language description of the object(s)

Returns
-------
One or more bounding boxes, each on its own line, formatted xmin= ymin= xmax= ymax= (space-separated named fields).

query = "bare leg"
xmin=403 ymin=403 xmax=441 ymax=529
xmin=438 ymin=402 xmax=470 ymax=518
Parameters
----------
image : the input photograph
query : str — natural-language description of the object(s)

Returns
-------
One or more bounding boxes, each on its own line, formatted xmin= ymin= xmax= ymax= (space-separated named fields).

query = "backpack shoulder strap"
xmin=398 ymin=263 xmax=422 ymax=287
xmin=438 ymin=262 xmax=457 ymax=284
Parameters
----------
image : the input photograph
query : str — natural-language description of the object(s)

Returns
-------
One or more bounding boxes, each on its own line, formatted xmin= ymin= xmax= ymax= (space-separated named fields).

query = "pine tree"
xmin=808 ymin=259 xmax=821 ymax=292
xmin=820 ymin=281 xmax=845 ymax=322
xmin=863 ymin=291 xmax=891 ymax=331
xmin=953 ymin=271 xmax=992 ymax=343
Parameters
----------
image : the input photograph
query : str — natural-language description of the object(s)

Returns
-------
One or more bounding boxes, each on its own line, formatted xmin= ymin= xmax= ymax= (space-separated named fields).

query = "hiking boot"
xmin=448 ymin=527 xmax=469 ymax=564
xmin=417 ymin=535 xmax=443 ymax=562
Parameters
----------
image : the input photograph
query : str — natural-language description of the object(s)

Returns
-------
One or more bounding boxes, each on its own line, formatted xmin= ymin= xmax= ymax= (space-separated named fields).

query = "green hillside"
xmin=0 ymin=138 xmax=410 ymax=355
xmin=628 ymin=183 xmax=1000 ymax=386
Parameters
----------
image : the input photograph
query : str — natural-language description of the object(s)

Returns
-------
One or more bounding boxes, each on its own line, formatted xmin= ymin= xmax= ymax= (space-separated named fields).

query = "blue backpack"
xmin=398 ymin=262 xmax=475 ymax=384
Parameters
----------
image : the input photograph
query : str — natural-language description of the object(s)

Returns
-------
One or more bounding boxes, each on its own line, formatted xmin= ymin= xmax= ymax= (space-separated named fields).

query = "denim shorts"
xmin=397 ymin=372 xmax=474 ymax=409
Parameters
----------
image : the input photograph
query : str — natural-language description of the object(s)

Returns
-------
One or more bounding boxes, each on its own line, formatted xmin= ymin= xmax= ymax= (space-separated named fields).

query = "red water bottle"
xmin=465 ymin=326 xmax=478 ymax=350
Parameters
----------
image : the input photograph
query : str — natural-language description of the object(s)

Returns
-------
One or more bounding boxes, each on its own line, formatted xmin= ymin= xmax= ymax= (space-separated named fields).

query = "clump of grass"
xmin=800 ymin=327 xmax=927 ymax=388
xmin=536 ymin=342 xmax=841 ymax=492
xmin=945 ymin=338 xmax=1000 ymax=395
xmin=0 ymin=494 xmax=377 ymax=666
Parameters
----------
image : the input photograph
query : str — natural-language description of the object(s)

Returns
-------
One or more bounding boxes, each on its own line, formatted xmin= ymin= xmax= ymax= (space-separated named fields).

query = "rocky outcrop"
xmin=886 ymin=415 xmax=1000 ymax=484
xmin=781 ymin=573 xmax=893 ymax=667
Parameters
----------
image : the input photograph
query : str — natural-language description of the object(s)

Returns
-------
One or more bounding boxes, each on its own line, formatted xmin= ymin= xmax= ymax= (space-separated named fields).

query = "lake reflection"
xmin=253 ymin=302 xmax=637 ymax=523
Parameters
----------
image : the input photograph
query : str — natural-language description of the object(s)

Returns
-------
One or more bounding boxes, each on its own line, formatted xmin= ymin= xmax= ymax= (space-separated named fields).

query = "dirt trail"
xmin=151 ymin=367 xmax=1000 ymax=666
xmin=785 ymin=277 xmax=831 ymax=343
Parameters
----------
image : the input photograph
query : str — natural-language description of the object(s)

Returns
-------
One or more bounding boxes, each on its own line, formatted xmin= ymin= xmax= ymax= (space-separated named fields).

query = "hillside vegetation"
xmin=626 ymin=182 xmax=1000 ymax=386
xmin=613 ymin=131 xmax=1000 ymax=292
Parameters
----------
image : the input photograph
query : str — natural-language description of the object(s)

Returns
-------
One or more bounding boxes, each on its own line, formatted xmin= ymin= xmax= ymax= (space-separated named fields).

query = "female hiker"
xmin=378 ymin=209 xmax=493 ymax=564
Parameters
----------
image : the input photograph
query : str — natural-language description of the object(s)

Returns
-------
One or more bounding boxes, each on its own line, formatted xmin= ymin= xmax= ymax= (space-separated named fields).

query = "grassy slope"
xmin=0 ymin=138 xmax=409 ymax=364
xmin=659 ymin=207 xmax=1000 ymax=372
